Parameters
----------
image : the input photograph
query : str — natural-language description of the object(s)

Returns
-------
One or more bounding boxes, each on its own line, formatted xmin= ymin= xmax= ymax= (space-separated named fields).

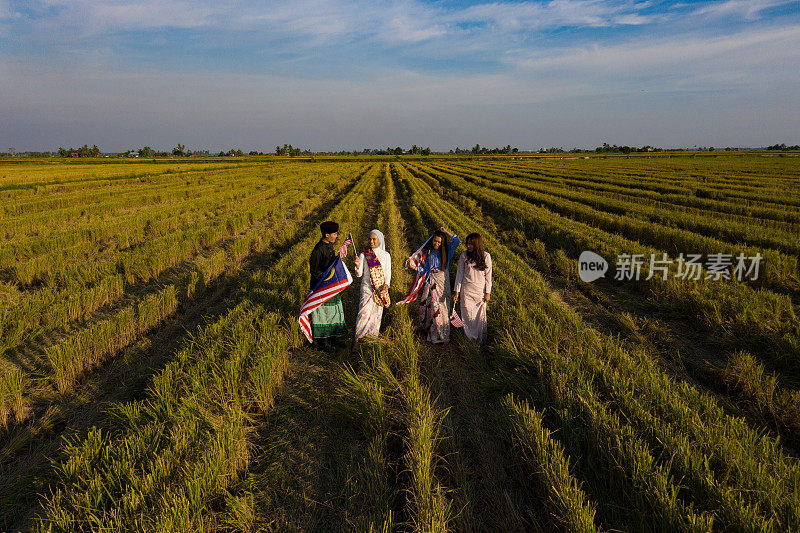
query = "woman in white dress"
xmin=353 ymin=229 xmax=391 ymax=339
xmin=453 ymin=233 xmax=492 ymax=344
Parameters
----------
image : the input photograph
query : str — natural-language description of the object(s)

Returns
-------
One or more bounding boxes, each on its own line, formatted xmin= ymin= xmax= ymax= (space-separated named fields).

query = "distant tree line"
xmin=57 ymin=145 xmax=101 ymax=157
xmin=594 ymin=143 xmax=662 ymax=154
xmin=530 ymin=144 xmax=669 ymax=154
xmin=5 ymin=151 xmax=53 ymax=157
xmin=766 ymin=143 xmax=800 ymax=151
xmin=309 ymin=146 xmax=431 ymax=156
xmin=276 ymin=144 xmax=305 ymax=156
xmin=33 ymin=141 xmax=799 ymax=159
xmin=451 ymin=144 xmax=519 ymax=155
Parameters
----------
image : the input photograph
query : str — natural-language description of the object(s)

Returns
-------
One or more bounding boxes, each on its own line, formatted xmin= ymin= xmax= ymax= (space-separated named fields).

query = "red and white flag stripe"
xmin=298 ymin=259 xmax=353 ymax=343
xmin=407 ymin=236 xmax=431 ymax=270
xmin=299 ymin=315 xmax=313 ymax=343
xmin=338 ymin=233 xmax=354 ymax=258
xmin=397 ymin=270 xmax=428 ymax=305
xmin=450 ymin=302 xmax=464 ymax=328
xmin=299 ymin=278 xmax=351 ymax=315
xmin=397 ymin=236 xmax=432 ymax=305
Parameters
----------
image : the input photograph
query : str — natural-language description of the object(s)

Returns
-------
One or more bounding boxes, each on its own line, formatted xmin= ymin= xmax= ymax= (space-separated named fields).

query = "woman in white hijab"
xmin=353 ymin=229 xmax=392 ymax=339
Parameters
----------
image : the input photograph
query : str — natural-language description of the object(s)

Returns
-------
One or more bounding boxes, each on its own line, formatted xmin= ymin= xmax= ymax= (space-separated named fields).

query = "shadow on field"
xmin=219 ymin=173 xmax=405 ymax=530
xmin=227 ymin=344 xmax=381 ymax=531
xmin=390 ymin=163 xmax=545 ymax=531
xmin=0 ymin=173 xmax=362 ymax=531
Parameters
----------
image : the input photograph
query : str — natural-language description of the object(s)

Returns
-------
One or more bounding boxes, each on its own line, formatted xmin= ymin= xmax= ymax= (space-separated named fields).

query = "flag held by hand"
xmin=398 ymin=235 xmax=432 ymax=305
xmin=450 ymin=301 xmax=464 ymax=328
xmin=338 ymin=233 xmax=354 ymax=258
xmin=298 ymin=256 xmax=353 ymax=342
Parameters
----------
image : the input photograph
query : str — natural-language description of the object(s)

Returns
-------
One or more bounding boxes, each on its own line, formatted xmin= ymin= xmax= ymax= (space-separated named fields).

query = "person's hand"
xmin=381 ymin=285 xmax=389 ymax=297
xmin=354 ymin=256 xmax=362 ymax=270
xmin=439 ymin=226 xmax=454 ymax=237
xmin=406 ymin=258 xmax=417 ymax=270
xmin=484 ymin=293 xmax=490 ymax=303
xmin=453 ymin=291 xmax=459 ymax=303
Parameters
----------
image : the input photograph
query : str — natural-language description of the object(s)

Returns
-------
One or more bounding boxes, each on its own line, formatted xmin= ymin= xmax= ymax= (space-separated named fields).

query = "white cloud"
xmin=13 ymin=0 xmax=663 ymax=46
xmin=381 ymin=4 xmax=447 ymax=43
xmin=613 ymin=13 xmax=656 ymax=25
xmin=515 ymin=24 xmax=800 ymax=76
xmin=447 ymin=0 xmax=633 ymax=31
xmin=245 ymin=0 xmax=358 ymax=38
xmin=692 ymin=0 xmax=796 ymax=20
xmin=88 ymin=1 xmax=218 ymax=30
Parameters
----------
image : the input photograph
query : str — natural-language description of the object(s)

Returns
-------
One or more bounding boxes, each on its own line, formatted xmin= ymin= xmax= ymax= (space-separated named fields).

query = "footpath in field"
xmin=220 ymin=164 xmax=458 ymax=530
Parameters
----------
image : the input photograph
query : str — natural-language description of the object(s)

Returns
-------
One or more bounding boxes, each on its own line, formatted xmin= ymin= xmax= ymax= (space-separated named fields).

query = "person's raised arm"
xmin=441 ymin=227 xmax=459 ymax=264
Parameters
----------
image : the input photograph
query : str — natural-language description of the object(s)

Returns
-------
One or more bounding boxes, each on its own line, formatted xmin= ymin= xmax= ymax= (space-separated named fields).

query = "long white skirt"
xmin=460 ymin=289 xmax=487 ymax=344
xmin=355 ymin=286 xmax=384 ymax=339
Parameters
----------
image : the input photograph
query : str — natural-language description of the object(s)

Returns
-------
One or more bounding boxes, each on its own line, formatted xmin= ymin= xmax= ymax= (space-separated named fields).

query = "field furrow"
xmin=1 ymin=154 xmax=798 ymax=531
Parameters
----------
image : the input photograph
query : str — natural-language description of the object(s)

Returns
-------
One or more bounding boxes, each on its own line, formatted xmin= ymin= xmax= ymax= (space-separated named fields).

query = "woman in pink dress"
xmin=453 ymin=233 xmax=492 ymax=344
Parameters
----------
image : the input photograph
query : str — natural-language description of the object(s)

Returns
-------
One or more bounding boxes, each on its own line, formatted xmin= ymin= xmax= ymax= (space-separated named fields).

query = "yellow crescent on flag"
xmin=323 ymin=266 xmax=336 ymax=282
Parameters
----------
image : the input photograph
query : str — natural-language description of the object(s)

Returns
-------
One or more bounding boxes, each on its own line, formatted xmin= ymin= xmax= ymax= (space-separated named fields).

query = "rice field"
xmin=1 ymin=153 xmax=800 ymax=531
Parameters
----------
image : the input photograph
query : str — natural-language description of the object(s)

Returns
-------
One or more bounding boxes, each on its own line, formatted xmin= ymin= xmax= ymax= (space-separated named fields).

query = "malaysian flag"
xmin=450 ymin=302 xmax=464 ymax=328
xmin=397 ymin=236 xmax=432 ymax=305
xmin=407 ymin=236 xmax=432 ymax=270
xmin=298 ymin=256 xmax=353 ymax=342
xmin=338 ymin=233 xmax=354 ymax=258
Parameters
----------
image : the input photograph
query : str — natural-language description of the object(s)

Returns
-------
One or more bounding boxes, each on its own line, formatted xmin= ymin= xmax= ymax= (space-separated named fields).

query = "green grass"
xmin=1 ymin=154 xmax=799 ymax=531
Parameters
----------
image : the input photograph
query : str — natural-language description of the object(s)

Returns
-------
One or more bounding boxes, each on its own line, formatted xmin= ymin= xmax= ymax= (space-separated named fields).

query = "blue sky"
xmin=1 ymin=0 xmax=799 ymax=151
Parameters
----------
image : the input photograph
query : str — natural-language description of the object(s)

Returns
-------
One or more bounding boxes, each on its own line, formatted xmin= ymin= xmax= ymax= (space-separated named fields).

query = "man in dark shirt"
xmin=308 ymin=220 xmax=347 ymax=351
xmin=309 ymin=224 xmax=337 ymax=290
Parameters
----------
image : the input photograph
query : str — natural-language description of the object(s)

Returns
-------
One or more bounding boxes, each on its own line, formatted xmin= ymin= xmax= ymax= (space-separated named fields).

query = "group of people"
xmin=307 ymin=220 xmax=493 ymax=352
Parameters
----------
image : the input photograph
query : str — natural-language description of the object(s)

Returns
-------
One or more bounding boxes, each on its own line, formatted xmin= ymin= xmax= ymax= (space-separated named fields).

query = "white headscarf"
xmin=370 ymin=229 xmax=386 ymax=252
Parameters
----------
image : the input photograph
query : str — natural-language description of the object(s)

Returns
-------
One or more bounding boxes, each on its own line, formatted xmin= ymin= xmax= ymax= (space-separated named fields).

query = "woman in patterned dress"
xmin=354 ymin=230 xmax=391 ymax=339
xmin=408 ymin=227 xmax=459 ymax=345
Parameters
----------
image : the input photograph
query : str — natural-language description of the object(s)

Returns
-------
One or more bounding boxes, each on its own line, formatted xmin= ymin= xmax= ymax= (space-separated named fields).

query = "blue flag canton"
xmin=311 ymin=257 xmax=350 ymax=293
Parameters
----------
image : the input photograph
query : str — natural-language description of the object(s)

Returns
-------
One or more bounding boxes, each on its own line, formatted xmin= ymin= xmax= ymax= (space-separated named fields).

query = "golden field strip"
xmin=1 ymin=154 xmax=799 ymax=531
